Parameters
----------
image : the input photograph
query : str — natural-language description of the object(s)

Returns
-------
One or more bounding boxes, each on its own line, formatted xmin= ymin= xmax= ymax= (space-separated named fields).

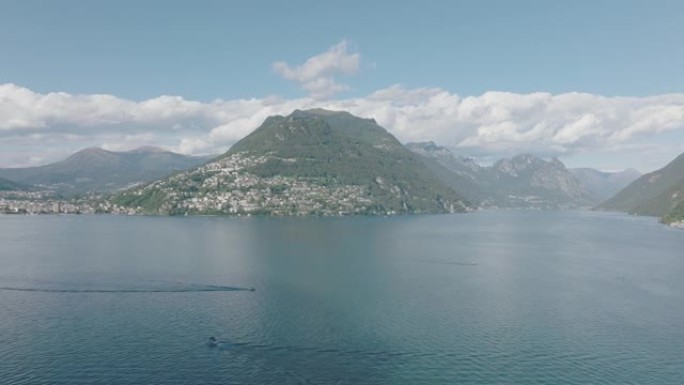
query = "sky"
xmin=0 ymin=0 xmax=683 ymax=172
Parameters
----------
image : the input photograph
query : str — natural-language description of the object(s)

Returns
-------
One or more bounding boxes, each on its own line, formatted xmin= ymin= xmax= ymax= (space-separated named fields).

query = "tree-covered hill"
xmin=111 ymin=109 xmax=470 ymax=216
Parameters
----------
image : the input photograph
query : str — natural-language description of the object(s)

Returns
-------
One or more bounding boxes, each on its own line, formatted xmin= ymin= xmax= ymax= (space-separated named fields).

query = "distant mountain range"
xmin=0 ymin=147 xmax=215 ymax=195
xmin=405 ymin=142 xmax=484 ymax=204
xmin=597 ymin=153 xmax=684 ymax=224
xmin=110 ymin=109 xmax=469 ymax=215
xmin=407 ymin=141 xmax=610 ymax=209
xmin=1 ymin=109 xmax=678 ymax=222
xmin=568 ymin=168 xmax=642 ymax=201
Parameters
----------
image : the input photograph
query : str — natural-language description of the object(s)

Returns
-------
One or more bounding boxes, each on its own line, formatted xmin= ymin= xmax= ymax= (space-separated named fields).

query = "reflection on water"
xmin=1 ymin=211 xmax=683 ymax=384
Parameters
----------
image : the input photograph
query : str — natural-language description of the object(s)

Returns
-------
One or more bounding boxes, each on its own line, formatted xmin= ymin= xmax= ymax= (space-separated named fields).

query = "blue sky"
xmin=0 ymin=0 xmax=683 ymax=171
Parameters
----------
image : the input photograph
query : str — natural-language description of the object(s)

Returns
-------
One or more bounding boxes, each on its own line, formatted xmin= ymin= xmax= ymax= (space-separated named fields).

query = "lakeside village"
xmin=106 ymin=152 xmax=381 ymax=216
xmin=1 ymin=153 xmax=381 ymax=217
xmin=2 ymin=151 xmax=681 ymax=224
xmin=0 ymin=183 xmax=377 ymax=217
xmin=0 ymin=187 xmax=373 ymax=217
xmin=3 ymin=184 xmax=684 ymax=227
xmin=0 ymin=191 xmax=99 ymax=215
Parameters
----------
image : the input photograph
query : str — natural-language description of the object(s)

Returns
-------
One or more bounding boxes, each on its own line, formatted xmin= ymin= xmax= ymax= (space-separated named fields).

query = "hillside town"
xmin=108 ymin=152 xmax=381 ymax=216
xmin=0 ymin=191 xmax=98 ymax=214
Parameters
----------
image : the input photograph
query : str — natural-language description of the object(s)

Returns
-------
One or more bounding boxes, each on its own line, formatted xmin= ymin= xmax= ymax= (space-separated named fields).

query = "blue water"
xmin=1 ymin=211 xmax=683 ymax=384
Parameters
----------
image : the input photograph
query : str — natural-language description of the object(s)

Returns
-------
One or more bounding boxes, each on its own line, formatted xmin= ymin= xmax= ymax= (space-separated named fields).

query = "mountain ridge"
xmin=0 ymin=147 xmax=215 ymax=195
xmin=597 ymin=153 xmax=684 ymax=217
xmin=569 ymin=168 xmax=642 ymax=201
xmin=406 ymin=142 xmax=595 ymax=208
xmin=0 ymin=177 xmax=29 ymax=191
xmin=110 ymin=110 xmax=469 ymax=216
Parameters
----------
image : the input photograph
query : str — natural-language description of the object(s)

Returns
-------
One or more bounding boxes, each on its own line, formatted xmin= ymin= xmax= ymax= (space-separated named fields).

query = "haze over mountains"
xmin=569 ymin=168 xmax=642 ymax=201
xmin=598 ymin=153 xmax=684 ymax=224
xmin=4 ymin=109 xmax=681 ymax=224
xmin=406 ymin=141 xmax=640 ymax=209
xmin=0 ymin=147 xmax=214 ymax=195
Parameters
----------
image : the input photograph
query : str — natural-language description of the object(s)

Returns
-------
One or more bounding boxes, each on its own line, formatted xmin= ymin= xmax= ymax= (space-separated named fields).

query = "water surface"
xmin=1 ymin=211 xmax=683 ymax=384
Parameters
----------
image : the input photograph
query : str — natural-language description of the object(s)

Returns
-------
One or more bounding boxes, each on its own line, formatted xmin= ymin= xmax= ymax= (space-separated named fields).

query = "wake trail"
xmin=0 ymin=285 xmax=255 ymax=293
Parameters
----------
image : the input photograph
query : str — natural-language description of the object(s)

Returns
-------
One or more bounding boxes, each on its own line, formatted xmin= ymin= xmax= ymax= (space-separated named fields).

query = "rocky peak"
xmin=406 ymin=142 xmax=481 ymax=172
xmin=550 ymin=157 xmax=566 ymax=169
xmin=510 ymin=154 xmax=545 ymax=171
xmin=493 ymin=158 xmax=518 ymax=176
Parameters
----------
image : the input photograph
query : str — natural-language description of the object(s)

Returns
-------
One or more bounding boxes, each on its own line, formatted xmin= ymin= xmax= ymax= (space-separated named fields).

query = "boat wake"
xmin=0 ymin=283 xmax=255 ymax=294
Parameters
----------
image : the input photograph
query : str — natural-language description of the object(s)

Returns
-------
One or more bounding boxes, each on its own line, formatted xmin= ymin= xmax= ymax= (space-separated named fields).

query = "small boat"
xmin=208 ymin=337 xmax=219 ymax=347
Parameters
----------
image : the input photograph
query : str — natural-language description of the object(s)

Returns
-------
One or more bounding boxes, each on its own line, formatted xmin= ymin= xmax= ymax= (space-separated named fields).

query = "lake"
xmin=1 ymin=210 xmax=683 ymax=384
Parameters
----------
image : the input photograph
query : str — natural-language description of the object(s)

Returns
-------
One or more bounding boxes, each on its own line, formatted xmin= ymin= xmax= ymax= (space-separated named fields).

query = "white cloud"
xmin=0 ymin=83 xmax=683 ymax=171
xmin=272 ymin=40 xmax=360 ymax=99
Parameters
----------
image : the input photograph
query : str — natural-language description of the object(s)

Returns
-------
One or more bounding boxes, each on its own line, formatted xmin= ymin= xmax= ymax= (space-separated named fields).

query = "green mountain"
xmin=662 ymin=198 xmax=684 ymax=226
xmin=407 ymin=142 xmax=595 ymax=208
xmin=0 ymin=177 xmax=28 ymax=191
xmin=110 ymin=110 xmax=469 ymax=216
xmin=597 ymin=153 xmax=684 ymax=218
xmin=0 ymin=147 xmax=214 ymax=196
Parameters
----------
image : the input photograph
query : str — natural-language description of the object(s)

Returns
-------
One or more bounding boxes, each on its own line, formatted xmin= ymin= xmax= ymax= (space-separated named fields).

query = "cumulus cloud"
xmin=0 ymin=83 xmax=683 ymax=170
xmin=272 ymin=40 xmax=360 ymax=99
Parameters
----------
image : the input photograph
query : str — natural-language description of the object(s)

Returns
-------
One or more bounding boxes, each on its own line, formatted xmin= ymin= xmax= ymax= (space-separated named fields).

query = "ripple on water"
xmin=1 ymin=212 xmax=683 ymax=384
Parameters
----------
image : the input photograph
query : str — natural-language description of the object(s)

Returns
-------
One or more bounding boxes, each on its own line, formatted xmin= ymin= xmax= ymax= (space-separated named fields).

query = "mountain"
xmin=0 ymin=147 xmax=215 ymax=196
xmin=597 ymin=153 xmax=684 ymax=218
xmin=487 ymin=154 xmax=595 ymax=208
xmin=110 ymin=110 xmax=469 ymax=216
xmin=569 ymin=168 xmax=642 ymax=201
xmin=662 ymin=199 xmax=684 ymax=226
xmin=405 ymin=142 xmax=484 ymax=204
xmin=407 ymin=142 xmax=595 ymax=208
xmin=0 ymin=177 xmax=28 ymax=191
